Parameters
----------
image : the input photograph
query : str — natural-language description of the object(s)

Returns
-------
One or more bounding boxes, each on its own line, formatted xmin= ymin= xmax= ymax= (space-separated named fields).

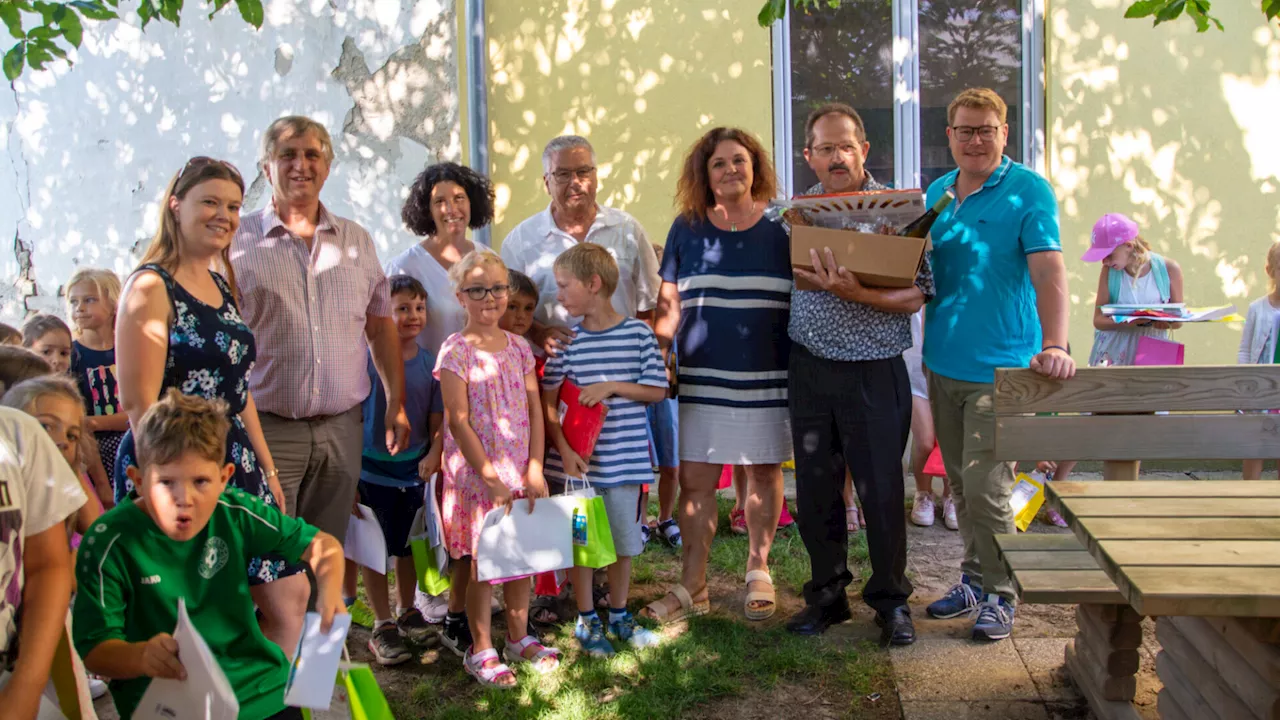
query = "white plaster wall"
xmin=0 ymin=0 xmax=461 ymax=322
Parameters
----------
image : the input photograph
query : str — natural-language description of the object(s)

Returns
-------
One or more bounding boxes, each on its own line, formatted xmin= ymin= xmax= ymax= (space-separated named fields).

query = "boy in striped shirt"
xmin=541 ymin=243 xmax=667 ymax=657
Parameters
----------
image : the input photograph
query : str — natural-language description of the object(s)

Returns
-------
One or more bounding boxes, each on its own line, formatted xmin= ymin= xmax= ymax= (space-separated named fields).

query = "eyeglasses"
xmin=548 ymin=166 xmax=596 ymax=184
xmin=810 ymin=143 xmax=861 ymax=159
xmin=179 ymin=156 xmax=243 ymax=184
xmin=460 ymin=284 xmax=510 ymax=301
xmin=950 ymin=125 xmax=1002 ymax=143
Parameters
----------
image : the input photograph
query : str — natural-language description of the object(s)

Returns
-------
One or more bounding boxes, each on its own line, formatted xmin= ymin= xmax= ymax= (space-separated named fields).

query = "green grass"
xmin=383 ymin=496 xmax=889 ymax=720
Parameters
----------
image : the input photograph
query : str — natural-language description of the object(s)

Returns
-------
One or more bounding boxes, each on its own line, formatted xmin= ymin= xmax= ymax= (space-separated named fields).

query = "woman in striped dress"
xmin=643 ymin=127 xmax=792 ymax=623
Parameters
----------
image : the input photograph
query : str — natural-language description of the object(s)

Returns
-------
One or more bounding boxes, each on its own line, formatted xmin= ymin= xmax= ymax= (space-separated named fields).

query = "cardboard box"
xmin=790 ymin=225 xmax=926 ymax=291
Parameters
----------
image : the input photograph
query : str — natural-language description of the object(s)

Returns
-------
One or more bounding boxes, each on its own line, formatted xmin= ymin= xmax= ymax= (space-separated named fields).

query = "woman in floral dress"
xmin=113 ymin=157 xmax=309 ymax=655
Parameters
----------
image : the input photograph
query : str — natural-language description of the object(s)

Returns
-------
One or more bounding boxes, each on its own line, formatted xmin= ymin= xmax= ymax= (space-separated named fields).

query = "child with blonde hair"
xmin=67 ymin=269 xmax=126 ymax=499
xmin=435 ymin=250 xmax=559 ymax=688
xmin=1239 ymin=242 xmax=1280 ymax=479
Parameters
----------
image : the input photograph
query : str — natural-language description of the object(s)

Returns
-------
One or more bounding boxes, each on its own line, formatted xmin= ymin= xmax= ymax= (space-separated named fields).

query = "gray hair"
xmin=542 ymin=136 xmax=595 ymax=174
xmin=260 ymin=116 xmax=335 ymax=166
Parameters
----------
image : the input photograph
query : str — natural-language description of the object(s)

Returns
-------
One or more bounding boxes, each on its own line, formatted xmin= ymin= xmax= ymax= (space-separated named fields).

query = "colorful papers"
xmin=1103 ymin=304 xmax=1241 ymax=324
xmin=134 ymin=598 xmax=239 ymax=720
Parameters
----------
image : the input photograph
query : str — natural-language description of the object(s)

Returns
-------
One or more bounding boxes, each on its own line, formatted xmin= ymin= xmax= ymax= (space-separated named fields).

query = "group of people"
xmin=0 ymin=81 xmax=1269 ymax=718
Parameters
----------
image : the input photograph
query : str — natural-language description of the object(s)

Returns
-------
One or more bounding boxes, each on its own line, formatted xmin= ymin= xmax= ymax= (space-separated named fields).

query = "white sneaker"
xmin=942 ymin=495 xmax=959 ymax=531
xmin=88 ymin=674 xmax=109 ymax=699
xmin=911 ymin=492 xmax=936 ymax=527
xmin=414 ymin=587 xmax=449 ymax=624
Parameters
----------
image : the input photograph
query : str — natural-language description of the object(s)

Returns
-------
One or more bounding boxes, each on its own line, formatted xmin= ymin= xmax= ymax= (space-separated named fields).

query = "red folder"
xmin=558 ymin=381 xmax=609 ymax=458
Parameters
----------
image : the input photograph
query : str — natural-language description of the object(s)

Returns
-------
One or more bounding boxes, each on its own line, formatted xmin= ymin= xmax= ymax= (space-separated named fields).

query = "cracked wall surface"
xmin=0 ymin=0 xmax=460 ymax=323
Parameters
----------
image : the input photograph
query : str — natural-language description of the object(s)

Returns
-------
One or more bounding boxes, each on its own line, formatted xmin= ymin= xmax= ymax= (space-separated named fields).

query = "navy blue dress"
xmin=71 ymin=341 xmax=125 ymax=480
xmin=113 ymin=264 xmax=300 ymax=585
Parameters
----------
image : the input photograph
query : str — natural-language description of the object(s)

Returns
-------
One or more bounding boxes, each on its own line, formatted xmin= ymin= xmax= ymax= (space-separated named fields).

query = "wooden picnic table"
xmin=1047 ymin=480 xmax=1280 ymax=720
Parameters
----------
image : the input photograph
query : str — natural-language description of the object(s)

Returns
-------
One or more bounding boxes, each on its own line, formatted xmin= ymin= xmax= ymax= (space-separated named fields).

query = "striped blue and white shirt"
xmin=542 ymin=318 xmax=667 ymax=487
xmin=659 ymin=215 xmax=792 ymax=409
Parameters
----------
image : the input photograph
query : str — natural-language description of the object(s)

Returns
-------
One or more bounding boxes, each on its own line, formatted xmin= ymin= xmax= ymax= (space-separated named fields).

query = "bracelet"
xmin=1042 ymin=345 xmax=1069 ymax=354
xmin=262 ymin=468 xmax=279 ymax=480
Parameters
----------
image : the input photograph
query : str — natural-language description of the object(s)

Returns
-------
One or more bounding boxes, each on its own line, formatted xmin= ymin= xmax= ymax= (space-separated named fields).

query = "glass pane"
xmin=789 ymin=1 xmax=895 ymax=194
xmin=919 ymin=0 xmax=1025 ymax=187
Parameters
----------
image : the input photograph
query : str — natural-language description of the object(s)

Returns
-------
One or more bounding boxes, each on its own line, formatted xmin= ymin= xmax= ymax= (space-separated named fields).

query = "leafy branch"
xmin=757 ymin=0 xmax=1280 ymax=31
xmin=2 ymin=0 xmax=265 ymax=81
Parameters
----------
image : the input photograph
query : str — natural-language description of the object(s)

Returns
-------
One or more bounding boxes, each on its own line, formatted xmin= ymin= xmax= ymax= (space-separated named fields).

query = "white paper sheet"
xmin=283 ymin=612 xmax=352 ymax=710
xmin=344 ymin=503 xmax=388 ymax=575
xmin=133 ymin=598 xmax=239 ymax=720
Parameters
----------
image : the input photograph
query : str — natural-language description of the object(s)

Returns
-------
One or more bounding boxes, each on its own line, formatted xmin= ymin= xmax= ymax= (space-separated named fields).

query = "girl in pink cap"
xmin=1083 ymin=212 xmax=1184 ymax=366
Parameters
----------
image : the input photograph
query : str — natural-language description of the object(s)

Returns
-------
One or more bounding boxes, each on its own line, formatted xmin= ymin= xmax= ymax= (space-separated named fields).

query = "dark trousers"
xmin=789 ymin=343 xmax=913 ymax=614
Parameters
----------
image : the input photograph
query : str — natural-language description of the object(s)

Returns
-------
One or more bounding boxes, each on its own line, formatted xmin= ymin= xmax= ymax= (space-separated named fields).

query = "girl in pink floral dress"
xmin=434 ymin=250 xmax=558 ymax=688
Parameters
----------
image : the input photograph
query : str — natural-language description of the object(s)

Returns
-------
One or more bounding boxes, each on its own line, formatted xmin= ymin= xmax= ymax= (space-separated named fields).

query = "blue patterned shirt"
xmin=787 ymin=174 xmax=935 ymax=362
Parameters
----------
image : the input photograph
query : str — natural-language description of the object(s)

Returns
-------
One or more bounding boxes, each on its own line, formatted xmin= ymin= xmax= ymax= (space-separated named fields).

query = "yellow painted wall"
xmin=1049 ymin=2 xmax=1280 ymax=364
xmin=484 ymin=0 xmax=774 ymax=245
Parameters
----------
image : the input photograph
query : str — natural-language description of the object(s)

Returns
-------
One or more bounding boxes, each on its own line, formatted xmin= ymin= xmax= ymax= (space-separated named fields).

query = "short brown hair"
xmin=554 ymin=243 xmax=619 ymax=299
xmin=134 ymin=389 xmax=230 ymax=470
xmin=21 ymin=314 xmax=71 ymax=348
xmin=675 ymin=127 xmax=777 ymax=223
xmin=0 ymin=346 xmax=52 ymax=394
xmin=947 ymin=88 xmax=1008 ymax=126
xmin=804 ymin=103 xmax=867 ymax=147
xmin=0 ymin=323 xmax=20 ymax=346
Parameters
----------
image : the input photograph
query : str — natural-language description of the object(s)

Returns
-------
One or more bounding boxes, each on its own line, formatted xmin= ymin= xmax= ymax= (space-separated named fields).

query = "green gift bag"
xmin=569 ymin=488 xmax=617 ymax=569
xmin=345 ymin=664 xmax=394 ymax=720
xmin=411 ymin=539 xmax=451 ymax=595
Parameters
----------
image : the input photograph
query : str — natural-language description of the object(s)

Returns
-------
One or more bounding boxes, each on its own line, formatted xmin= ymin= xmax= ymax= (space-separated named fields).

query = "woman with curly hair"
xmin=386 ymin=162 xmax=496 ymax=355
xmin=643 ymin=127 xmax=792 ymax=625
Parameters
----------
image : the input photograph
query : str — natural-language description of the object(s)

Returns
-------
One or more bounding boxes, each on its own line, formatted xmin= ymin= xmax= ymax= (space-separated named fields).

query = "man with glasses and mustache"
xmin=500 ymin=136 xmax=662 ymax=353
xmin=921 ymin=88 xmax=1074 ymax=643
xmin=783 ymin=103 xmax=930 ymax=645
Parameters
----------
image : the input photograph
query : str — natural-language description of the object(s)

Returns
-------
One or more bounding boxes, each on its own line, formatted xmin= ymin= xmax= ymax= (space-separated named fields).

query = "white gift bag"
xmin=474 ymin=496 xmax=577 ymax=582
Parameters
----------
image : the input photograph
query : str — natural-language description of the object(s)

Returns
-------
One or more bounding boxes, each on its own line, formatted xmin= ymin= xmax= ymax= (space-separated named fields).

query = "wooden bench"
xmin=995 ymin=533 xmax=1143 ymax=720
xmin=992 ymin=365 xmax=1280 ymax=720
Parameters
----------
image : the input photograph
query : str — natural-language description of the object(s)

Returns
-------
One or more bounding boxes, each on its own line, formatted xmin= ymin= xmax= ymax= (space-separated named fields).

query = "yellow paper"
xmin=1010 ymin=473 xmax=1046 ymax=532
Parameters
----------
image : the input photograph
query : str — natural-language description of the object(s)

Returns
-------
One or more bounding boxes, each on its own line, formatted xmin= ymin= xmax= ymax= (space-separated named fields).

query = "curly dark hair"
xmin=401 ymin=162 xmax=496 ymax=237
xmin=675 ymin=127 xmax=777 ymax=223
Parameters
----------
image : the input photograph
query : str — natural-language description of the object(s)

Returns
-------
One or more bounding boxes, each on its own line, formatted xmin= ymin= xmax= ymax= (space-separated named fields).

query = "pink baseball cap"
xmin=1082 ymin=213 xmax=1140 ymax=262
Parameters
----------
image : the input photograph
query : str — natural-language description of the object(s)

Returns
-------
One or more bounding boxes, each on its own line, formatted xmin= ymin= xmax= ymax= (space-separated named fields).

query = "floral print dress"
xmin=113 ymin=264 xmax=300 ymax=585
xmin=434 ymin=331 xmax=535 ymax=559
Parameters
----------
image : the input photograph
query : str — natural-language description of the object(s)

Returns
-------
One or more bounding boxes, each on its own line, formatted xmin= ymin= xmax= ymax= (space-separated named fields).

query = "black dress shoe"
xmin=785 ymin=601 xmax=853 ymax=636
xmin=875 ymin=606 xmax=916 ymax=646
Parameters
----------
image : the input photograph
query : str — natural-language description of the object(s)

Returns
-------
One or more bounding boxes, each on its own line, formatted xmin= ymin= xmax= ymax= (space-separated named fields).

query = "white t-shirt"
xmin=0 ymin=407 xmax=87 ymax=658
xmin=385 ymin=243 xmax=474 ymax=355
xmin=500 ymin=204 xmax=661 ymax=327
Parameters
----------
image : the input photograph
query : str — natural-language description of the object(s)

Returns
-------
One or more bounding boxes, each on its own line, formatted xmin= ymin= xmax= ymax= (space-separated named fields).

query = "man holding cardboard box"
xmin=921 ymin=88 xmax=1075 ymax=643
xmin=784 ymin=103 xmax=932 ymax=646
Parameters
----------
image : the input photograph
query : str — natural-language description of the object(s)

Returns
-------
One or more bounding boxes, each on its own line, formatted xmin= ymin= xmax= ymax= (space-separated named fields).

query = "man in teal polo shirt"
xmin=921 ymin=88 xmax=1075 ymax=642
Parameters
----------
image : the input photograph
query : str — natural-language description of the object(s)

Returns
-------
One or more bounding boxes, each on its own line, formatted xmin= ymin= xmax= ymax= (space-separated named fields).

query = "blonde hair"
xmin=554 ymin=243 xmax=619 ymax=298
xmin=1123 ymin=236 xmax=1153 ymax=275
xmin=1266 ymin=242 xmax=1280 ymax=292
xmin=134 ymin=389 xmax=230 ymax=470
xmin=65 ymin=268 xmax=123 ymax=337
xmin=1 ymin=375 xmax=84 ymax=416
xmin=260 ymin=116 xmax=335 ymax=167
xmin=447 ymin=250 xmax=507 ymax=290
xmin=138 ymin=158 xmax=244 ymax=301
xmin=947 ymin=88 xmax=1008 ymax=126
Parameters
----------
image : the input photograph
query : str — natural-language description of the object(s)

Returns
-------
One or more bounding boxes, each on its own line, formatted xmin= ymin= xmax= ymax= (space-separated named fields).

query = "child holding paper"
xmin=541 ymin=243 xmax=668 ymax=657
xmin=436 ymin=250 xmax=559 ymax=688
xmin=356 ymin=275 xmax=444 ymax=665
xmin=72 ymin=390 xmax=346 ymax=720
xmin=1083 ymin=212 xmax=1184 ymax=367
xmin=1239 ymin=242 xmax=1280 ymax=479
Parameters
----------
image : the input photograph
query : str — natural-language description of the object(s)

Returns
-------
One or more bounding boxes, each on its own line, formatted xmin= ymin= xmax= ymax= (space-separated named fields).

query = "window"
xmin=774 ymin=0 xmax=1043 ymax=195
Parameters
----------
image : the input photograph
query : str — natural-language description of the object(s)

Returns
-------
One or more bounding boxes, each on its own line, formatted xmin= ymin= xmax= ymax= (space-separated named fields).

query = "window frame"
xmin=771 ymin=0 xmax=1046 ymax=196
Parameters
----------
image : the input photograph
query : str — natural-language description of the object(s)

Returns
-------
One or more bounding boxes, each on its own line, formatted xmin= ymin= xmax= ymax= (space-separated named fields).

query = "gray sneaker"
xmin=396 ymin=607 xmax=438 ymax=646
xmin=367 ymin=623 xmax=412 ymax=665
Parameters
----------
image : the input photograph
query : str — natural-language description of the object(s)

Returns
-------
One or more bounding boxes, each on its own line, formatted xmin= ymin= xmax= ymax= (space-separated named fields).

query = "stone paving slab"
xmin=1014 ymin=637 xmax=1085 ymax=703
xmin=901 ymin=700 xmax=1052 ymax=719
xmin=893 ymin=637 xmax=1042 ymax=702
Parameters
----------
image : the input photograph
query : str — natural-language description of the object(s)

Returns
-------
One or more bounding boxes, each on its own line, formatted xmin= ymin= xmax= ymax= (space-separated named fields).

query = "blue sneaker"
xmin=972 ymin=595 xmax=1016 ymax=641
xmin=575 ymin=615 xmax=616 ymax=657
xmin=926 ymin=575 xmax=981 ymax=619
xmin=608 ymin=612 xmax=661 ymax=649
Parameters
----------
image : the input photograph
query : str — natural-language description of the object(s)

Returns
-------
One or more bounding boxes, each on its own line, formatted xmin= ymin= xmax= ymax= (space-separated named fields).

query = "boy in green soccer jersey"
xmin=72 ymin=390 xmax=347 ymax=720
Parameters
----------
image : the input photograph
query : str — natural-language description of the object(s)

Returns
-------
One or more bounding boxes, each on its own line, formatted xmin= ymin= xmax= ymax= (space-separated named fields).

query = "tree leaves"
xmin=3 ymin=0 xmax=259 ymax=81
